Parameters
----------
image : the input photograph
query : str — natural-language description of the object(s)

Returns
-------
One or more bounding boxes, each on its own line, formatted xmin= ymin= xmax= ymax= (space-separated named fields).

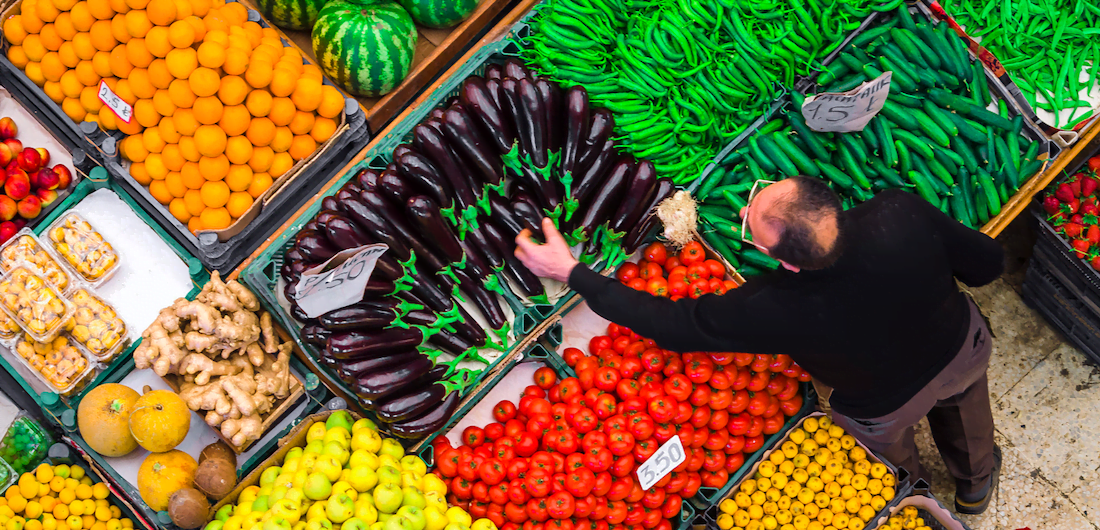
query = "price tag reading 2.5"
xmin=637 ymin=435 xmax=686 ymax=491
xmin=801 ymin=71 xmax=893 ymax=133
xmin=295 ymin=244 xmax=388 ymax=318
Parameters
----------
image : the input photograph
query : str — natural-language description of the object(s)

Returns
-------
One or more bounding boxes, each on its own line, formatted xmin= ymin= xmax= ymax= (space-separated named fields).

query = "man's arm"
xmin=898 ymin=191 xmax=1004 ymax=286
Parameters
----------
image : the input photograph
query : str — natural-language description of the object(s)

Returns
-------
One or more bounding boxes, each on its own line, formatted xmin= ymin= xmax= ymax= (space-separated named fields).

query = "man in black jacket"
xmin=514 ymin=177 xmax=1003 ymax=514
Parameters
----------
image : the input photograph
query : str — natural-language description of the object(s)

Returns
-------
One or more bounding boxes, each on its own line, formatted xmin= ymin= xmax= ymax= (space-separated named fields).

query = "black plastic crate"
xmin=1022 ymin=259 xmax=1100 ymax=365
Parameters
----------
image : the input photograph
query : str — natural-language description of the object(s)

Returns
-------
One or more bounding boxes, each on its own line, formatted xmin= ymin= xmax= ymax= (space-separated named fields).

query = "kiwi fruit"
xmin=168 ymin=487 xmax=209 ymax=529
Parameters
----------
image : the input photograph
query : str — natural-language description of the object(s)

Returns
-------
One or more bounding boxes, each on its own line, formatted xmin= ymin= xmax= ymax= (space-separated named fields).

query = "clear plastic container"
xmin=0 ymin=311 xmax=22 ymax=340
xmin=65 ymin=287 xmax=127 ymax=362
xmin=0 ymin=413 xmax=53 ymax=473
xmin=0 ymin=265 xmax=76 ymax=343
xmin=46 ymin=212 xmax=120 ymax=285
xmin=11 ymin=333 xmax=95 ymax=397
xmin=0 ymin=230 xmax=72 ymax=293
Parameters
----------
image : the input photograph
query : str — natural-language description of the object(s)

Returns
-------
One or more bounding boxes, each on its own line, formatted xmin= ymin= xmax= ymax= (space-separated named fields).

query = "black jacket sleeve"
xmin=901 ymin=191 xmax=1005 ymax=286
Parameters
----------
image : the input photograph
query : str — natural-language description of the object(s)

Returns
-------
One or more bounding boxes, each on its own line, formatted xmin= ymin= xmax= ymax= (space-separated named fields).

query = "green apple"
xmin=293 ymin=523 xmax=306 ymax=530
xmin=443 ymin=508 xmax=470 ymax=527
xmin=442 ymin=523 xmax=470 ymax=530
xmin=324 ymin=428 xmax=351 ymax=447
xmin=370 ymin=524 xmax=384 ymax=530
xmin=422 ymin=508 xmax=446 ymax=530
xmin=470 ymin=519 xmax=496 ymax=530
xmin=258 ymin=485 xmax=274 ymax=498
xmin=332 ymin=481 xmax=358 ymax=501
xmin=423 ymin=492 xmax=446 ymax=515
xmin=353 ymin=498 xmax=378 ymax=525
xmin=271 ymin=485 xmax=291 ymax=503
xmin=304 ymin=440 xmax=325 ymax=455
xmin=347 ymin=466 xmax=378 ymax=493
xmin=293 ymin=470 xmax=311 ymax=489
xmin=326 ymin=494 xmax=356 ymax=524
xmin=421 ymin=476 xmax=446 ymax=498
xmin=379 ymin=439 xmax=405 ymax=460
xmin=352 ymin=418 xmax=378 ymax=434
xmin=395 ymin=507 xmax=426 ymax=530
xmin=286 ymin=448 xmax=304 ymax=461
xmin=285 ymin=487 xmax=306 ymax=506
xmin=303 ymin=473 xmax=333 ymax=501
xmin=216 ymin=505 xmax=235 ymax=522
xmin=349 ymin=450 xmax=379 ymax=471
xmin=207 ymin=522 xmax=226 ymax=530
xmin=236 ymin=501 xmax=254 ymax=517
xmin=252 ymin=496 xmax=271 ymax=513
xmin=400 ymin=471 xmax=421 ymax=489
xmin=324 ymin=441 xmax=351 ymax=466
xmin=351 ymin=429 xmax=382 ymax=454
xmin=306 ymin=519 xmax=332 ymax=530
xmin=401 ymin=487 xmax=426 ymax=510
xmin=305 ymin=502 xmax=328 ymax=522
xmin=372 ymin=483 xmax=403 ymax=514
xmin=378 ymin=455 xmax=400 ymax=471
xmin=376 ymin=466 xmax=401 ymax=487
xmin=300 ymin=453 xmax=320 ymax=473
xmin=271 ymin=499 xmax=302 ymax=525
xmin=263 ymin=518 xmax=292 ymax=530
xmin=261 ymin=467 xmax=284 ymax=486
xmin=315 ymin=456 xmax=343 ymax=483
xmin=307 ymin=423 xmax=329 ymax=443
xmin=382 ymin=515 xmax=415 ymax=530
xmin=340 ymin=518 xmax=370 ymax=530
xmin=326 ymin=410 xmax=356 ymax=432
xmin=398 ymin=456 xmax=427 ymax=477
xmin=377 ymin=514 xmax=391 ymax=523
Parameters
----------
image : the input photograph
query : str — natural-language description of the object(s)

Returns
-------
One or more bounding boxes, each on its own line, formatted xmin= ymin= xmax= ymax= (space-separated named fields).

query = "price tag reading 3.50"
xmin=637 ymin=435 xmax=686 ymax=491
xmin=801 ymin=72 xmax=893 ymax=133
xmin=295 ymin=244 xmax=388 ymax=318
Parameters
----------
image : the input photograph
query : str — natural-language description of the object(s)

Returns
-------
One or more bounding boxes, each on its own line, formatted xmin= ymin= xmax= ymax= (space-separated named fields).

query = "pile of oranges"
xmin=2 ymin=0 xmax=346 ymax=233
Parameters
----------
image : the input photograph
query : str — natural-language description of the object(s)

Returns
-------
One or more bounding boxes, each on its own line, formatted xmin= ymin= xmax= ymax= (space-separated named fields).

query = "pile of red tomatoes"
xmin=616 ymin=242 xmax=738 ymax=300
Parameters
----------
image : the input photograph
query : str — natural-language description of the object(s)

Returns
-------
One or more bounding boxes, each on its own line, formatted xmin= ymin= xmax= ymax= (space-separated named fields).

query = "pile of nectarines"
xmin=0 ymin=116 xmax=75 ymax=243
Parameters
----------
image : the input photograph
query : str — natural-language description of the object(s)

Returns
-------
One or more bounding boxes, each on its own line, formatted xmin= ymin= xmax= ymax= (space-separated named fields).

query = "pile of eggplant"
xmin=276 ymin=59 xmax=672 ymax=439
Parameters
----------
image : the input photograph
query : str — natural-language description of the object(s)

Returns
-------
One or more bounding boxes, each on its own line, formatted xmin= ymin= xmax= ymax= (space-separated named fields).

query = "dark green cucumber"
xmin=838 ymin=143 xmax=872 ymax=190
xmin=925 ymin=157 xmax=954 ymax=186
xmin=880 ymin=100 xmax=920 ymax=130
xmin=994 ymin=136 xmax=1019 ymax=189
xmin=911 ymin=109 xmax=951 ymax=148
xmin=977 ymin=169 xmax=1001 ymax=215
xmin=947 ymin=112 xmax=986 ymax=143
xmin=741 ymin=247 xmax=780 ymax=270
xmin=907 ymin=170 xmax=940 ymax=204
xmin=758 ymin=134 xmax=799 ymax=177
xmin=922 ymin=101 xmax=959 ymax=137
xmin=816 ymin=160 xmax=856 ymax=191
xmin=949 ymin=186 xmax=973 ymax=227
xmin=893 ymin=129 xmax=935 ymax=160
xmin=748 ymin=135 xmax=778 ymax=174
xmin=873 ymin=118 xmax=897 ymax=167
xmin=868 ymin=157 xmax=907 ymax=188
xmin=772 ymin=132 xmax=819 ymax=177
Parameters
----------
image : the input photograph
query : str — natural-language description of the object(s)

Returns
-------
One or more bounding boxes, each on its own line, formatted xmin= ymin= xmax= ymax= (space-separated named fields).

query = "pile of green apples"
xmin=204 ymin=411 xmax=493 ymax=530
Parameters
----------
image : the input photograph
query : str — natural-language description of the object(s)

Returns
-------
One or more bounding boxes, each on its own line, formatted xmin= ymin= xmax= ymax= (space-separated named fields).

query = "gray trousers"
xmin=829 ymin=297 xmax=996 ymax=495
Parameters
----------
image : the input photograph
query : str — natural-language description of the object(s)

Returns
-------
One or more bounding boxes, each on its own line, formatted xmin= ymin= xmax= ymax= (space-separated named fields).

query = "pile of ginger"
xmin=134 ymin=271 xmax=296 ymax=447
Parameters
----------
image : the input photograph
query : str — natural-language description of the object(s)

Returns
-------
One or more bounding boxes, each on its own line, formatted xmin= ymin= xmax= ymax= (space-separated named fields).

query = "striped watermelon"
xmin=254 ymin=0 xmax=326 ymax=30
xmin=312 ymin=0 xmax=417 ymax=97
xmin=398 ymin=0 xmax=478 ymax=28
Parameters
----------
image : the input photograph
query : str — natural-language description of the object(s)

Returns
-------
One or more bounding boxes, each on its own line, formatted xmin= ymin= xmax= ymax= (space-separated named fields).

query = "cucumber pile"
xmin=695 ymin=5 xmax=1047 ymax=274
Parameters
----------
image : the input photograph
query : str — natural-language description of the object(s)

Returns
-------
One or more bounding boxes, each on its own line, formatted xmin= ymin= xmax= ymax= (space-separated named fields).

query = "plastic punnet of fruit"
xmin=205 ymin=410 xmax=494 ymax=530
xmin=0 ymin=415 xmax=51 ymax=474
xmin=0 ymin=266 xmax=75 ymax=342
xmin=64 ymin=288 xmax=126 ymax=361
xmin=13 ymin=334 xmax=93 ymax=395
xmin=0 ymin=463 xmax=135 ymax=530
xmin=46 ymin=213 xmax=119 ymax=284
xmin=0 ymin=234 xmax=71 ymax=293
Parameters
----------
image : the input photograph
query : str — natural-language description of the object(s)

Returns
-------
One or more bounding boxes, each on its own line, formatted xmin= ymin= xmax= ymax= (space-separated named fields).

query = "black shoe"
xmin=955 ymin=445 xmax=1001 ymax=515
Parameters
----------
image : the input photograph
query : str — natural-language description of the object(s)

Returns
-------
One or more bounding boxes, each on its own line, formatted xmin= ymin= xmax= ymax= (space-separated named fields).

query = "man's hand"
xmin=514 ymin=218 xmax=578 ymax=283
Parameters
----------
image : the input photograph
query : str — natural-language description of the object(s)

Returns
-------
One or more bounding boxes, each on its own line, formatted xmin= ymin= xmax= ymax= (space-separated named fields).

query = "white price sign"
xmin=801 ymin=72 xmax=892 ymax=133
xmin=97 ymin=80 xmax=133 ymax=123
xmin=294 ymin=244 xmax=388 ymax=318
xmin=637 ymin=435 xmax=686 ymax=491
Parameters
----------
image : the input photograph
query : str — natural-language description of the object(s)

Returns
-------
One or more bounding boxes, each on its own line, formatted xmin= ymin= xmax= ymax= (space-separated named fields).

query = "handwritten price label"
xmin=802 ymin=72 xmax=892 ymax=133
xmin=97 ymin=81 xmax=133 ymax=124
xmin=294 ymin=244 xmax=388 ymax=318
xmin=637 ymin=435 xmax=685 ymax=491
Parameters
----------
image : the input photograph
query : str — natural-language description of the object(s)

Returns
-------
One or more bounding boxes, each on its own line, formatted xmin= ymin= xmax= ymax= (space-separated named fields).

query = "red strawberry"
xmin=1082 ymin=203 xmax=1099 ymax=217
xmin=1072 ymin=239 xmax=1091 ymax=258
xmin=1072 ymin=214 xmax=1085 ymax=225
xmin=1090 ymin=255 xmax=1100 ymax=270
xmin=1044 ymin=195 xmax=1062 ymax=214
xmin=1066 ymin=198 xmax=1082 ymax=214
xmin=1056 ymin=183 xmax=1077 ymax=203
xmin=1064 ymin=222 xmax=1084 ymax=238
xmin=1086 ymin=196 xmax=1098 ymax=207
xmin=1051 ymin=212 xmax=1068 ymax=226
xmin=1083 ymin=176 xmax=1099 ymax=197
xmin=1086 ymin=224 xmax=1098 ymax=244
xmin=1071 ymin=179 xmax=1083 ymax=197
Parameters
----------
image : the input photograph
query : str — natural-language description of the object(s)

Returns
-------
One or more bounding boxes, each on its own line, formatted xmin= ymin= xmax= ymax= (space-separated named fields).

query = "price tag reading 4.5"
xmin=801 ymin=72 xmax=892 ymax=133
xmin=294 ymin=244 xmax=388 ymax=318
xmin=637 ymin=435 xmax=686 ymax=491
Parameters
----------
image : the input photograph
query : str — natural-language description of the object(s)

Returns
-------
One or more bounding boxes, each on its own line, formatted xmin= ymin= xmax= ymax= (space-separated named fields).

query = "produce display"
xmin=0 ymin=463 xmax=137 ymax=530
xmin=614 ymin=241 xmax=741 ymax=299
xmin=47 ymin=213 xmax=119 ymax=284
xmin=940 ymin=0 xmax=1100 ymax=127
xmin=0 ymin=266 xmax=74 ymax=342
xmin=2 ymin=0 xmax=345 ymax=233
xmin=695 ymin=6 xmax=1048 ymax=274
xmin=0 ymin=116 xmax=74 ymax=240
xmin=13 ymin=333 xmax=92 ymax=393
xmin=714 ymin=415 xmax=896 ymax=530
xmin=0 ymin=233 xmax=72 ymax=292
xmin=0 ymin=415 xmax=51 ymax=474
xmin=66 ymin=287 xmax=126 ymax=361
xmin=133 ymin=271 xmax=296 ymax=449
xmin=203 ymin=411 xmax=494 ymax=530
xmin=1040 ymin=157 xmax=1100 ymax=264
xmin=882 ymin=505 xmax=936 ymax=530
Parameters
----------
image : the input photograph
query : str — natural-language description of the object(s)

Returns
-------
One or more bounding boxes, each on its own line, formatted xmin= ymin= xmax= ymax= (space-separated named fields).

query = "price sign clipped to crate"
xmin=802 ymin=72 xmax=893 ymax=132
xmin=637 ymin=435 xmax=686 ymax=490
xmin=295 ymin=244 xmax=388 ymax=317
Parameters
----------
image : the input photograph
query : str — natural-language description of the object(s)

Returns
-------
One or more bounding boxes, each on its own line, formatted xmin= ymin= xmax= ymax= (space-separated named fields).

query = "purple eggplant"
xmin=322 ymin=215 xmax=372 ymax=249
xmin=624 ymin=178 xmax=674 ymax=253
xmin=291 ymin=304 xmax=312 ymax=323
xmin=511 ymin=200 xmax=545 ymax=240
xmin=378 ymin=168 xmax=414 ymax=207
xmin=535 ymin=77 xmax=562 ymax=153
xmin=576 ymin=109 xmax=615 ymax=175
xmin=354 ymin=354 xmax=433 ymax=400
xmin=516 ymin=78 xmax=548 ymax=168
xmin=485 ymin=221 xmax=545 ymax=298
xmin=343 ymin=182 xmax=364 ymax=196
xmin=341 ymin=198 xmax=413 ymax=261
xmin=413 ymin=124 xmax=478 ymax=211
xmin=335 ymin=188 xmax=360 ymax=204
xmin=354 ymin=168 xmax=378 ymax=190
xmin=321 ymin=304 xmax=443 ymax=332
xmin=430 ymin=108 xmax=445 ymax=120
xmin=576 ymin=158 xmax=632 ymax=236
xmin=356 ymin=192 xmax=454 ymax=290
xmin=320 ymin=197 xmax=339 ymax=212
xmin=561 ymin=87 xmax=589 ymax=177
xmin=327 ymin=328 xmax=423 ymax=359
xmin=374 ymin=254 xmax=405 ymax=282
xmin=396 ymin=151 xmax=454 ymax=210
xmin=390 ymin=390 xmax=460 ymax=439
xmin=338 ymin=350 xmax=420 ymax=383
xmin=458 ymin=237 xmax=492 ymax=278
xmin=428 ymin=326 xmax=475 ymax=356
xmin=295 ymin=230 xmax=338 ymax=262
xmin=466 ymin=224 xmax=503 ymax=270
xmin=503 ymin=60 xmax=529 ymax=80
xmin=609 ymin=161 xmax=657 ymax=234
xmin=393 ymin=144 xmax=412 ymax=161
xmin=374 ymin=379 xmax=449 ymax=422
xmin=572 ymin=138 xmax=620 ymax=207
xmin=442 ymin=105 xmax=502 ymax=186
xmin=406 ymin=195 xmax=465 ymax=264
xmin=302 ymin=324 xmax=331 ymax=347
xmin=489 ymin=195 xmax=524 ymax=238
xmin=462 ymin=77 xmax=515 ymax=155
xmin=517 ymin=164 xmax=561 ymax=212
xmin=485 ymin=63 xmax=503 ymax=80
xmin=485 ymin=79 xmax=505 ymax=118
xmin=455 ymin=268 xmax=507 ymax=330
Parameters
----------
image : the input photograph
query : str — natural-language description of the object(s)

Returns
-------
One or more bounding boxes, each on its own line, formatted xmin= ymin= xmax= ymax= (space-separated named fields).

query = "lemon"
xmin=758 ymin=462 xmax=776 ymax=478
xmin=715 ymin=513 xmax=733 ymax=530
xmin=803 ymin=418 xmax=819 ymax=433
xmin=719 ymin=499 xmax=737 ymax=514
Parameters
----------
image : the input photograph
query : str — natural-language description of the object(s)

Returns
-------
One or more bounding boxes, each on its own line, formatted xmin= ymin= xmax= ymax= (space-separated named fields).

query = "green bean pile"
xmin=941 ymin=0 xmax=1100 ymax=128
xmin=520 ymin=0 xmax=904 ymax=186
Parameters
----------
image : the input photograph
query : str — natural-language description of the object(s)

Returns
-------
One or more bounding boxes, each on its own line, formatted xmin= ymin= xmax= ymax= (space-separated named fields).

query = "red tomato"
xmin=732 ymin=353 xmax=753 ymax=367
xmin=628 ymin=278 xmax=646 ymax=290
xmin=708 ymin=368 xmax=731 ymax=390
xmin=463 ymin=426 xmax=486 ymax=447
xmin=546 ymin=492 xmax=575 ymax=520
xmin=709 ymin=278 xmax=725 ymax=295
xmin=525 ymin=386 xmax=547 ymax=398
xmin=576 ymin=356 xmax=599 ymax=375
xmin=479 ymin=458 xmax=506 ymax=485
xmin=632 ymin=438 xmax=658 ymax=462
xmin=470 ymin=500 xmax=489 ymax=518
xmin=653 ymin=422 xmax=675 ymax=443
xmin=607 ymin=478 xmax=633 ymax=501
xmin=624 ymin=341 xmax=647 ymax=358
xmin=485 ymin=423 xmax=505 ymax=441
xmin=751 ymin=354 xmax=772 ymax=373
xmin=728 ymin=389 xmax=750 ymax=414
xmin=494 ymin=401 xmax=517 ymax=423
xmin=526 ymin=498 xmax=550 ymax=522
xmin=588 ymin=336 xmax=611 ymax=355
xmin=703 ymin=259 xmax=724 ymax=278
xmin=565 ymin=468 xmax=596 ymax=498
xmin=667 ymin=266 xmax=687 ymax=281
xmin=615 ymin=379 xmax=640 ymax=401
xmin=619 ymin=356 xmax=644 ymax=379
xmin=606 ymin=500 xmax=627 ymax=525
xmin=779 ymin=395 xmax=803 ymax=416
xmin=558 ymin=378 xmax=582 ymax=403
xmin=702 ymin=449 xmax=726 ymax=472
xmin=686 ymin=263 xmax=710 ymax=282
xmin=663 ymin=374 xmax=691 ymax=402
xmin=690 ymin=406 xmax=711 ymax=429
xmin=708 ymin=410 xmax=730 ymax=431
xmin=724 ymin=280 xmax=739 ymax=291
xmin=584 ymin=447 xmax=613 ymax=473
xmin=505 ymin=501 xmax=528 ymax=524
xmin=452 ymin=477 xmax=474 ymax=500
xmin=747 ymin=392 xmax=770 ymax=416
xmin=639 ymin=262 xmax=663 ymax=280
xmin=679 ymin=241 xmax=704 ymax=265
xmin=688 ymin=279 xmax=710 ymax=298
xmin=744 ymin=435 xmax=765 ymax=453
xmin=663 ymin=356 xmax=684 ymax=377
xmin=616 ymin=262 xmax=639 ymax=283
xmin=689 ymin=385 xmax=712 ymax=407
xmin=701 ymin=469 xmax=729 ymax=488
xmin=763 ymin=414 xmax=785 ymax=435
xmin=644 ymin=243 xmax=668 ymax=265
xmin=765 ymin=374 xmax=787 ymax=396
xmin=525 ymin=469 xmax=552 ymax=498
xmin=746 ymin=416 xmax=764 ymax=438
xmin=710 ymin=388 xmax=733 ymax=410
xmin=668 ymin=278 xmax=688 ymax=297
xmin=610 ymin=454 xmax=635 ymax=478
xmin=515 ymin=432 xmax=539 ymax=456
xmin=641 ymin=349 xmax=666 ymax=373
xmin=681 ymin=472 xmax=702 ymax=498
xmin=747 ymin=371 xmax=770 ymax=392
xmin=648 ymin=397 xmax=676 ymax=423
xmin=664 ymin=256 xmax=682 ymax=271
xmin=595 ymin=367 xmax=621 ymax=391
xmin=533 ymin=367 xmax=558 ymax=390
xmin=628 ymin=414 xmax=655 ymax=440
xmin=437 ymin=448 xmax=460 ymax=478
xmin=727 ymin=413 xmax=750 ymax=436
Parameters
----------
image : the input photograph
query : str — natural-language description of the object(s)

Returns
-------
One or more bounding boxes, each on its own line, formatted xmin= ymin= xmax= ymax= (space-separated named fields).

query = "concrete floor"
xmin=915 ymin=217 xmax=1100 ymax=529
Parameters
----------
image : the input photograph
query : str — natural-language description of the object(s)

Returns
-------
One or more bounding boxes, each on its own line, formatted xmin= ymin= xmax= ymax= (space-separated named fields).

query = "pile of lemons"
xmin=2 ymin=0 xmax=346 ymax=232
xmin=715 ymin=416 xmax=896 ymax=530
xmin=883 ymin=506 xmax=933 ymax=530
xmin=0 ymin=463 xmax=135 ymax=530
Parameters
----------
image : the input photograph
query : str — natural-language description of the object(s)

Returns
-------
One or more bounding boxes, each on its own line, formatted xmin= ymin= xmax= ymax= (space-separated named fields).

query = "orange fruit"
xmin=225 ymin=136 xmax=252 ymax=165
xmin=91 ymin=51 xmax=112 ymax=77
xmin=202 ymin=11 xmax=228 ymax=33
xmin=54 ymin=0 xmax=81 ymax=10
xmin=219 ymin=2 xmax=246 ymax=24
xmin=152 ymin=88 xmax=176 ymax=116
xmin=42 ymin=79 xmax=64 ymax=102
xmin=270 ymin=126 xmax=292 ymax=153
xmin=122 ymin=135 xmax=148 ymax=162
xmin=71 ymin=2 xmax=94 ymax=30
xmin=269 ymin=151 xmax=293 ymax=178
xmin=288 ymin=135 xmax=315 ymax=161
xmin=124 ymin=9 xmax=151 ymax=38
xmin=99 ymin=106 xmax=119 ymax=129
xmin=166 ymin=19 xmax=193 ymax=48
xmin=216 ymin=75 xmax=247 ymax=105
xmin=161 ymin=144 xmax=183 ymax=171
xmin=125 ymin=0 xmax=148 ymax=9
xmin=189 ymin=0 xmax=211 ymax=17
xmin=40 ymin=23 xmax=63 ymax=51
xmin=181 ymin=162 xmax=203 ymax=189
xmin=196 ymin=40 xmax=224 ymax=69
xmin=4 ymin=16 xmax=29 ymax=46
xmin=192 ymin=96 xmax=223 ymax=125
xmin=247 ymin=171 xmax=272 ymax=197
xmin=55 ymin=13 xmax=77 ymax=41
xmin=245 ymin=89 xmax=272 ymax=117
xmin=301 ymin=63 xmax=323 ymax=82
xmin=148 ymin=179 xmax=171 ymax=204
xmin=108 ymin=46 xmax=132 ymax=78
xmin=226 ymin=34 xmax=250 ymax=53
xmin=167 ymin=78 xmax=195 ymax=108
xmin=22 ymin=34 xmax=47 ymax=62
xmin=113 ymin=78 xmax=135 ymax=103
xmin=144 ymin=152 xmax=167 ymax=179
xmin=174 ymin=108 xmax=198 ymax=135
xmin=60 ymin=70 xmax=83 ymax=98
xmin=147 ymin=58 xmax=171 ymax=88
xmin=245 ymin=117 xmax=274 ymax=146
xmin=126 ymin=38 xmax=153 ymax=68
xmin=142 ymin=125 xmax=165 ymax=153
xmin=194 ymin=124 xmax=226 ymax=157
xmin=198 ymin=154 xmax=229 ymax=180
xmin=173 ymin=0 xmax=191 ymax=19
xmin=188 ymin=216 xmax=203 ymax=233
xmin=202 ymin=28 xmax=227 ymax=46
xmin=218 ymin=104 xmax=249 ymax=136
xmin=199 ymin=207 xmax=231 ymax=230
xmin=130 ymin=161 xmax=150 ymax=184
xmin=87 ymin=0 xmax=114 ymax=20
xmin=118 ymin=111 xmax=142 ymax=134
xmin=290 ymin=78 xmax=322 ymax=112
xmin=158 ymin=115 xmax=181 ymax=142
xmin=134 ymin=98 xmax=160 ymax=127
xmin=179 ymin=134 xmax=199 ymax=162
xmin=312 ymin=117 xmax=337 ymax=143
xmin=183 ymin=188 xmax=204 ymax=214
xmin=268 ymin=69 xmax=295 ymax=97
xmin=7 ymin=47 xmax=30 ymax=70
xmin=224 ymin=164 xmax=251 ymax=191
xmin=244 ymin=60 xmax=272 ymax=89
xmin=168 ymin=197 xmax=190 ymax=221
xmin=128 ymin=68 xmax=155 ymax=99
xmin=37 ymin=0 xmax=61 ymax=23
xmin=21 ymin=9 xmax=46 ymax=34
xmin=200 ymin=179 xmax=229 ymax=207
xmin=287 ymin=111 xmax=313 ymax=136
xmin=242 ymin=21 xmax=262 ymax=45
xmin=73 ymin=33 xmax=96 ymax=60
xmin=28 ymin=65 xmax=50 ymax=90
xmin=268 ymin=97 xmax=295 ymax=127
xmin=165 ymin=47 xmax=196 ymax=79
xmin=222 ymin=48 xmax=248 ymax=76
xmin=164 ymin=171 xmax=184 ymax=196
xmin=58 ymin=42 xmax=80 ymax=68
xmin=80 ymin=86 xmax=104 ymax=113
xmin=75 ymin=60 xmax=100 ymax=87
xmin=110 ymin=12 xmax=131 ymax=43
xmin=144 ymin=26 xmax=171 ymax=57
xmin=184 ymin=14 xmax=204 ymax=41
xmin=41 ymin=52 xmax=66 ymax=82
xmin=225 ymin=191 xmax=252 ymax=218
xmin=146 ymin=0 xmax=175 ymax=25
xmin=247 ymin=146 xmax=273 ymax=173
xmin=188 ymin=66 xmax=219 ymax=97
